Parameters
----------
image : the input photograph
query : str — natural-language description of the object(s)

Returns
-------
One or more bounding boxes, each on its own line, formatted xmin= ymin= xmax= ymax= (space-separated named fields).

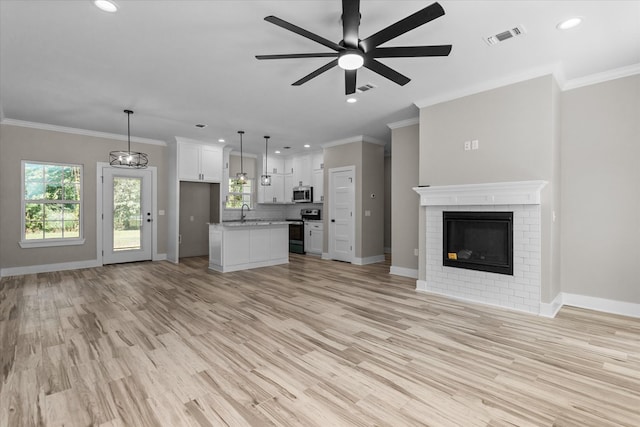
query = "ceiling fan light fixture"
xmin=338 ymin=50 xmax=364 ymax=70
xmin=93 ymin=0 xmax=118 ymax=13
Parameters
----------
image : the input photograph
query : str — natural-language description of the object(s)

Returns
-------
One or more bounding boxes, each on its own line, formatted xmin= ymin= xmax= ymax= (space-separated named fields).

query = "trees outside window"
xmin=22 ymin=161 xmax=82 ymax=243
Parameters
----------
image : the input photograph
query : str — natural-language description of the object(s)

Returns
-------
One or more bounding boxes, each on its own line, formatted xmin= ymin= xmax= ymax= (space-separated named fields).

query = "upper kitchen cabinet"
xmin=177 ymin=138 xmax=224 ymax=183
xmin=292 ymin=154 xmax=311 ymax=187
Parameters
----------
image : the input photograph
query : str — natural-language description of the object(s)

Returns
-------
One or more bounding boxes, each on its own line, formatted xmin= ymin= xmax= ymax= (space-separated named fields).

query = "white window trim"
xmin=20 ymin=160 xmax=85 ymax=248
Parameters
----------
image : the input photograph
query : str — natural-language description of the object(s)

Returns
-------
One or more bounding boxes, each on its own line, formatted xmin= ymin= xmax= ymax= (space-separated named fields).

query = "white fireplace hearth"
xmin=414 ymin=181 xmax=547 ymax=315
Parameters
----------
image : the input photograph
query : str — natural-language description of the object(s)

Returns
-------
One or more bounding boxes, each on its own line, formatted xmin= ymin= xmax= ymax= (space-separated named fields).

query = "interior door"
xmin=103 ymin=167 xmax=152 ymax=264
xmin=329 ymin=167 xmax=355 ymax=262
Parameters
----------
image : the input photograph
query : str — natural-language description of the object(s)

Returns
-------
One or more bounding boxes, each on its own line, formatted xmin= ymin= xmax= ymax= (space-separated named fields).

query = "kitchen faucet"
xmin=241 ymin=203 xmax=250 ymax=222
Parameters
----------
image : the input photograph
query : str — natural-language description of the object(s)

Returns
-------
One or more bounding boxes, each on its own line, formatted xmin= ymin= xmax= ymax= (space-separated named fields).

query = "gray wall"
xmin=560 ymin=75 xmax=640 ymax=303
xmin=419 ymin=75 xmax=561 ymax=303
xmin=179 ymin=181 xmax=215 ymax=258
xmin=323 ymin=140 xmax=385 ymax=260
xmin=0 ymin=124 xmax=168 ymax=268
xmin=391 ymin=124 xmax=419 ymax=271
xmin=383 ymin=155 xmax=391 ymax=252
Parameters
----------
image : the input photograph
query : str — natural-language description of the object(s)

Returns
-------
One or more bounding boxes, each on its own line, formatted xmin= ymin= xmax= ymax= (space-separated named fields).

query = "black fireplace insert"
xmin=443 ymin=211 xmax=513 ymax=275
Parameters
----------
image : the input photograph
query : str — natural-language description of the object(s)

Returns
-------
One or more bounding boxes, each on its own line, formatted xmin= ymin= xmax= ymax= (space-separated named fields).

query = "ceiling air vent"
xmin=484 ymin=25 xmax=526 ymax=46
xmin=356 ymin=83 xmax=377 ymax=93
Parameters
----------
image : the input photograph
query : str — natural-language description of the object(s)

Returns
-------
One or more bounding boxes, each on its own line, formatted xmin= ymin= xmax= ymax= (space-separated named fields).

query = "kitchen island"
xmin=208 ymin=221 xmax=289 ymax=273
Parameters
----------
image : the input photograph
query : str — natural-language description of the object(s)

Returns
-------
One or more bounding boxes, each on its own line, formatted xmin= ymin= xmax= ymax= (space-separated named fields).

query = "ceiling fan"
xmin=256 ymin=0 xmax=452 ymax=95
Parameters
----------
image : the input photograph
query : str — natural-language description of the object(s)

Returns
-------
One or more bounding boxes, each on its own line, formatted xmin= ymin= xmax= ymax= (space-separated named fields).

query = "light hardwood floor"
xmin=1 ymin=254 xmax=638 ymax=426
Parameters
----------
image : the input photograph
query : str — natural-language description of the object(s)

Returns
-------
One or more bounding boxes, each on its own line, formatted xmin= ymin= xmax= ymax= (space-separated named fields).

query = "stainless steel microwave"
xmin=293 ymin=186 xmax=313 ymax=203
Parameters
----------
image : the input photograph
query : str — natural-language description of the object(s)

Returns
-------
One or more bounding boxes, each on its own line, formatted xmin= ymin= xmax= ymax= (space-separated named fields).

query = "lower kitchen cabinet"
xmin=304 ymin=222 xmax=323 ymax=255
xmin=209 ymin=222 xmax=288 ymax=272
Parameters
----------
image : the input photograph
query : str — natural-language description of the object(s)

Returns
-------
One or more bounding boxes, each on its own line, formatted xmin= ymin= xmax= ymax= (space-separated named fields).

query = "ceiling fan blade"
xmin=360 ymin=2 xmax=445 ymax=52
xmin=265 ymin=16 xmax=344 ymax=52
xmin=364 ymin=58 xmax=410 ymax=86
xmin=342 ymin=0 xmax=361 ymax=48
xmin=292 ymin=59 xmax=339 ymax=86
xmin=345 ymin=69 xmax=357 ymax=95
xmin=256 ymin=53 xmax=338 ymax=60
xmin=370 ymin=45 xmax=452 ymax=58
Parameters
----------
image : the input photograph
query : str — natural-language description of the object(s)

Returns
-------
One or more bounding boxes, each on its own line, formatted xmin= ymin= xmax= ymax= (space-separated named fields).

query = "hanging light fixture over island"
xmin=235 ymin=130 xmax=247 ymax=184
xmin=261 ymin=135 xmax=272 ymax=186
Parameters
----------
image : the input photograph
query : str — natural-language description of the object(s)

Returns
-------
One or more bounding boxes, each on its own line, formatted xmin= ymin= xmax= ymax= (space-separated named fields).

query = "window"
xmin=21 ymin=161 xmax=84 ymax=247
xmin=225 ymin=178 xmax=252 ymax=209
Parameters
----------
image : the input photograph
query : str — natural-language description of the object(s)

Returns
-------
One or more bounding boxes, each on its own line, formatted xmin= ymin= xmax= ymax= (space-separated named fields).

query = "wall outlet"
xmin=472 ymin=139 xmax=479 ymax=150
xmin=414 ymin=248 xmax=419 ymax=256
xmin=158 ymin=209 xmax=165 ymax=216
xmin=464 ymin=141 xmax=471 ymax=151
xmin=364 ymin=210 xmax=371 ymax=217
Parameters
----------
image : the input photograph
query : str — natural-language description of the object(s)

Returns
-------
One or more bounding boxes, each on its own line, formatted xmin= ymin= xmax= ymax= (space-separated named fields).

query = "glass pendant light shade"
xmin=235 ymin=130 xmax=247 ymax=184
xmin=261 ymin=135 xmax=272 ymax=186
xmin=109 ymin=110 xmax=149 ymax=168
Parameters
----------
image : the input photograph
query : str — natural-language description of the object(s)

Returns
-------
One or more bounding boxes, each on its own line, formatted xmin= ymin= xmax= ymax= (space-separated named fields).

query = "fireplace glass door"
xmin=443 ymin=211 xmax=513 ymax=275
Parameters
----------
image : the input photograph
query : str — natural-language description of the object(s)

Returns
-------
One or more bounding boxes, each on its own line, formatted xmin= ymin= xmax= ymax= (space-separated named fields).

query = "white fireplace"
xmin=414 ymin=181 xmax=547 ymax=315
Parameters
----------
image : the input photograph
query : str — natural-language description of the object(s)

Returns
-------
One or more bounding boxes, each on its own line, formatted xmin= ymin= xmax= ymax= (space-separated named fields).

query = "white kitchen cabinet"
xmin=292 ymin=154 xmax=311 ymax=187
xmin=284 ymin=174 xmax=294 ymax=203
xmin=209 ymin=223 xmax=289 ymax=272
xmin=311 ymin=151 xmax=324 ymax=170
xmin=178 ymin=141 xmax=223 ymax=182
xmin=312 ymin=169 xmax=324 ymax=203
xmin=304 ymin=222 xmax=323 ymax=254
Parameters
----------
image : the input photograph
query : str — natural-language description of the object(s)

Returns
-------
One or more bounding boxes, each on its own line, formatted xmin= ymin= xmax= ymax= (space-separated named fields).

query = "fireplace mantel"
xmin=414 ymin=181 xmax=547 ymax=206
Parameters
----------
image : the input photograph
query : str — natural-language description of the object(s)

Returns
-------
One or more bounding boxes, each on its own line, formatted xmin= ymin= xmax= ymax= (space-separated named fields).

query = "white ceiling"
xmin=1 ymin=1 xmax=639 ymax=155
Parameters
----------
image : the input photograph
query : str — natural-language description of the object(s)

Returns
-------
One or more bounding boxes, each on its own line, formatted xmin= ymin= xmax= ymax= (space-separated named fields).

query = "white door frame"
xmin=96 ymin=162 xmax=159 ymax=265
xmin=328 ymin=165 xmax=355 ymax=263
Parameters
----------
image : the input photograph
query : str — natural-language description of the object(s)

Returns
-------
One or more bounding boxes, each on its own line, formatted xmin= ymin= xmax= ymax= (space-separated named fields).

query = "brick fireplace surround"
xmin=414 ymin=181 xmax=548 ymax=316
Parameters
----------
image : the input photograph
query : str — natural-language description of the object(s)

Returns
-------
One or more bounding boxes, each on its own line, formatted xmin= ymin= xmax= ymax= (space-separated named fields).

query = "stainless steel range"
xmin=286 ymin=209 xmax=321 ymax=254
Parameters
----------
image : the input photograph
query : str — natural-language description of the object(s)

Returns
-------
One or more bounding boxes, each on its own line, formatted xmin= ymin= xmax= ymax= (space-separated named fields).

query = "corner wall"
xmin=560 ymin=75 xmax=640 ymax=304
xmin=390 ymin=123 xmax=419 ymax=276
xmin=0 ymin=124 xmax=168 ymax=271
xmin=419 ymin=75 xmax=560 ymax=304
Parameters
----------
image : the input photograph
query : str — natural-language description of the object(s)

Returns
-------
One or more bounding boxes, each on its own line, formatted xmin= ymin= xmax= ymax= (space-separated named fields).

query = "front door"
xmin=329 ymin=166 xmax=355 ymax=262
xmin=102 ymin=167 xmax=152 ymax=264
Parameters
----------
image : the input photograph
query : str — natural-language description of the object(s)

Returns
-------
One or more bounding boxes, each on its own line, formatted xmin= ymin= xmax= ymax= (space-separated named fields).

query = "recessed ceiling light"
xmin=93 ymin=0 xmax=118 ymax=13
xmin=218 ymin=138 xmax=225 ymax=143
xmin=304 ymin=144 xmax=310 ymax=148
xmin=346 ymin=97 xmax=358 ymax=104
xmin=275 ymin=150 xmax=281 ymax=154
xmin=557 ymin=17 xmax=582 ymax=30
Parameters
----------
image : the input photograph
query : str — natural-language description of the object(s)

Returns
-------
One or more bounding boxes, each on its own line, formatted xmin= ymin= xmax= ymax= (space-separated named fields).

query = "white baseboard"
xmin=353 ymin=255 xmax=385 ymax=265
xmin=1 ymin=259 xmax=101 ymax=277
xmin=562 ymin=292 xmax=640 ymax=318
xmin=321 ymin=252 xmax=331 ymax=260
xmin=415 ymin=281 xmax=639 ymax=319
xmin=0 ymin=256 xmax=170 ymax=278
xmin=539 ymin=292 xmax=563 ymax=318
xmin=390 ymin=265 xmax=418 ymax=279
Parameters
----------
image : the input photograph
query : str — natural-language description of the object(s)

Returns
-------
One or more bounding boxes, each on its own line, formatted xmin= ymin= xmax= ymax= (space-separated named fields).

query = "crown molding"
xmin=414 ymin=63 xmax=640 ymax=109
xmin=0 ymin=118 xmax=167 ymax=146
xmin=174 ymin=136 xmax=227 ymax=148
xmin=321 ymin=135 xmax=387 ymax=149
xmin=414 ymin=63 xmax=563 ymax=109
xmin=387 ymin=117 xmax=419 ymax=129
xmin=562 ymin=63 xmax=640 ymax=91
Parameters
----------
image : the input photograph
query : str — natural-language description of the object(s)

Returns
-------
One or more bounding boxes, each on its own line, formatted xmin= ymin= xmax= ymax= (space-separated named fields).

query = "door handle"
xmin=147 ymin=218 xmax=153 ymax=222
xmin=331 ymin=219 xmax=335 ymax=222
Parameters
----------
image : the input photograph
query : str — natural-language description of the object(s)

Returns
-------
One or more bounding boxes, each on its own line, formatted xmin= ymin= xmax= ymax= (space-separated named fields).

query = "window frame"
xmin=225 ymin=177 xmax=253 ymax=210
xmin=20 ymin=160 xmax=85 ymax=248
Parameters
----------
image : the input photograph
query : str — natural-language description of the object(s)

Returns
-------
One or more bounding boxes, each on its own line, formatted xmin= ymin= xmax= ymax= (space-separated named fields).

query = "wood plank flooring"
xmin=1 ymin=254 xmax=639 ymax=426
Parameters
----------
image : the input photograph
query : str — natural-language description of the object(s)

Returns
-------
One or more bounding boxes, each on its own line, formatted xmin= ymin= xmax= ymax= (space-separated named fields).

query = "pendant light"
xmin=261 ymin=135 xmax=272 ymax=186
xmin=235 ymin=130 xmax=247 ymax=184
xmin=109 ymin=109 xmax=148 ymax=168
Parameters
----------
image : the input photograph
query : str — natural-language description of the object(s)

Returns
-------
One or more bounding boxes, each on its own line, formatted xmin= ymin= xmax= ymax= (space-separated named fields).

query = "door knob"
xmin=147 ymin=218 xmax=153 ymax=222
xmin=331 ymin=219 xmax=335 ymax=222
